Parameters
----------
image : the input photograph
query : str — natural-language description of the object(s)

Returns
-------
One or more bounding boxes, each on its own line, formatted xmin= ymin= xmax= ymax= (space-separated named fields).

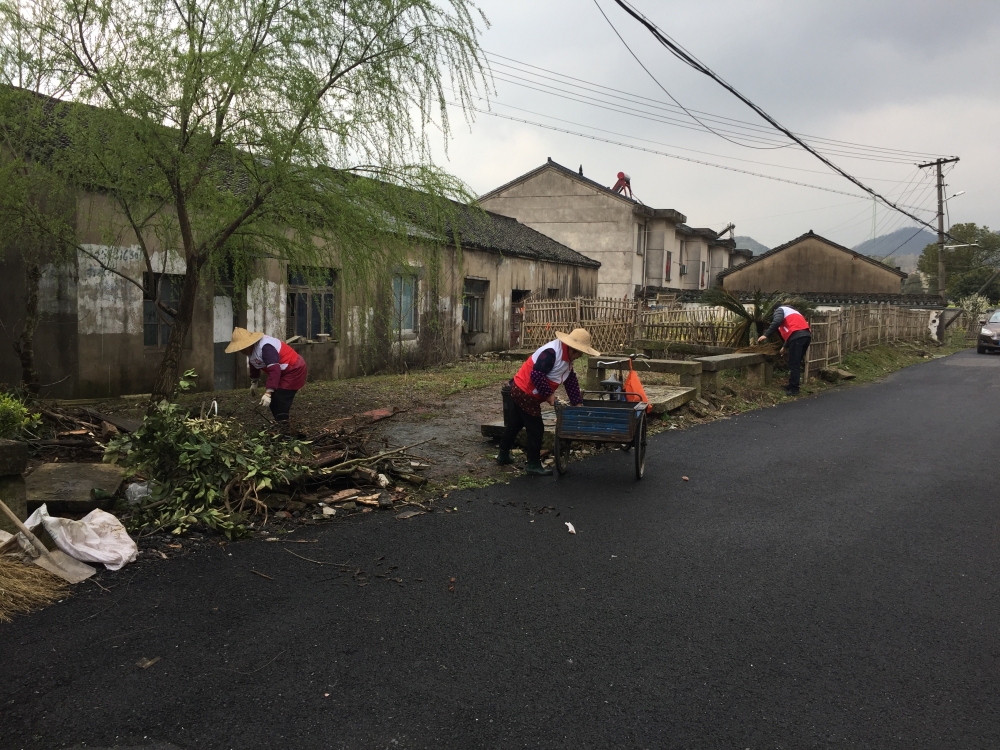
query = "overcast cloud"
xmin=431 ymin=0 xmax=1000 ymax=249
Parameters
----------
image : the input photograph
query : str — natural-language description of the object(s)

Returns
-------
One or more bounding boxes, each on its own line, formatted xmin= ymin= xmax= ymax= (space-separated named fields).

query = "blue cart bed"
xmin=554 ymin=394 xmax=648 ymax=479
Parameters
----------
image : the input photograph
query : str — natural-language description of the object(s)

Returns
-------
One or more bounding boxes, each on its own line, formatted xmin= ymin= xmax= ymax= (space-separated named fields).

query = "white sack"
xmin=22 ymin=504 xmax=137 ymax=570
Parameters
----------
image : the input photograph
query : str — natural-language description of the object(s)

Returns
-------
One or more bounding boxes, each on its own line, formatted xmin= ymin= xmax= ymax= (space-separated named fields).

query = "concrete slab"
xmin=26 ymin=463 xmax=126 ymax=514
xmin=643 ymin=385 xmax=698 ymax=415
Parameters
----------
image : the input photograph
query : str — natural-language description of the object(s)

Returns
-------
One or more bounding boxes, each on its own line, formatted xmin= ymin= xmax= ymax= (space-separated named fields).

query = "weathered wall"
xmin=722 ymin=237 xmax=905 ymax=294
xmin=0 ymin=254 xmax=78 ymax=398
xmin=73 ymin=194 xmax=215 ymax=397
xmin=453 ymin=249 xmax=598 ymax=356
xmin=480 ymin=168 xmax=638 ymax=299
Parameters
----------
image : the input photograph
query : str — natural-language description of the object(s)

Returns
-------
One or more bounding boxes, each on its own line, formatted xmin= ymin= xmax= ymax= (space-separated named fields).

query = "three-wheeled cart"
xmin=553 ymin=392 xmax=648 ymax=479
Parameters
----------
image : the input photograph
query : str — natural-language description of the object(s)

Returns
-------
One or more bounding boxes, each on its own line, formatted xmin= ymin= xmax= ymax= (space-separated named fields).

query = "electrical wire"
xmin=485 ymin=51 xmax=949 ymax=162
xmin=458 ymin=103 xmax=929 ymax=201
xmin=490 ymin=72 xmax=925 ymax=164
xmin=452 ymin=87 xmax=929 ymax=186
xmin=607 ymin=0 xmax=962 ymax=242
xmin=590 ymin=0 xmax=794 ymax=151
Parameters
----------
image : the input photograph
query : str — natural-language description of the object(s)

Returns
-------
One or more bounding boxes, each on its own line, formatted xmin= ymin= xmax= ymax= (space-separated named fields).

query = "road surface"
xmin=3 ymin=350 xmax=999 ymax=749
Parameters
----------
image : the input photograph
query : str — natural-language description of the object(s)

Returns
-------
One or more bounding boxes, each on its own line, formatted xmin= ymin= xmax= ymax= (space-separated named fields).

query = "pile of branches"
xmin=294 ymin=412 xmax=433 ymax=513
xmin=28 ymin=405 xmax=138 ymax=459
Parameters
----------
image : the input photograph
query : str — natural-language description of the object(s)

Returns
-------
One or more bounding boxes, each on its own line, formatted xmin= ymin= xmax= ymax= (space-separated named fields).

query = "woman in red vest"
xmin=758 ymin=304 xmax=811 ymax=395
xmin=226 ymin=328 xmax=308 ymax=425
xmin=497 ymin=328 xmax=600 ymax=475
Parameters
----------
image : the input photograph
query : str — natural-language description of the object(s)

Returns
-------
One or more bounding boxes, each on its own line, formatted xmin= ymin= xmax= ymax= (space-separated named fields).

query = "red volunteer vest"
xmin=777 ymin=306 xmax=810 ymax=341
xmin=512 ymin=340 xmax=573 ymax=401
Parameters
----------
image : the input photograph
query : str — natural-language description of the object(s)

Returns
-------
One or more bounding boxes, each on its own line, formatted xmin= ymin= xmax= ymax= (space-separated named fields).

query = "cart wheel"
xmin=634 ymin=413 xmax=647 ymax=480
xmin=553 ymin=435 xmax=570 ymax=475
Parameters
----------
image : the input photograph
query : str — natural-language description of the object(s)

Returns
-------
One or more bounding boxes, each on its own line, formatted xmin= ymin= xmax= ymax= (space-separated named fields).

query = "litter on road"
xmin=565 ymin=522 xmax=576 ymax=534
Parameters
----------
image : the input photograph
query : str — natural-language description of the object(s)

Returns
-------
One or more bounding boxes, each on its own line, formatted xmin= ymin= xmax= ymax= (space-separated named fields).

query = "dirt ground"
xmin=40 ymin=341 xmax=968 ymax=494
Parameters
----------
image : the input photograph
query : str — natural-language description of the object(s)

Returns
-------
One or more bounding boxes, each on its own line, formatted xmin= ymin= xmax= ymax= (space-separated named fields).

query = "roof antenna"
xmin=579 ymin=165 xmax=583 ymax=175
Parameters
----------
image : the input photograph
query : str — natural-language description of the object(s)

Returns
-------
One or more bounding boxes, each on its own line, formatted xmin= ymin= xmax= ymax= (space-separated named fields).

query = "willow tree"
xmin=0 ymin=0 xmax=79 ymax=395
xmin=10 ymin=0 xmax=488 ymax=399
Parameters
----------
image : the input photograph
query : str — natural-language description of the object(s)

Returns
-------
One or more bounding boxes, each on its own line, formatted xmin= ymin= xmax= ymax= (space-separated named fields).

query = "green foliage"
xmin=104 ymin=400 xmax=312 ymax=538
xmin=0 ymin=392 xmax=40 ymax=439
xmin=701 ymin=288 xmax=814 ymax=347
xmin=958 ymin=294 xmax=991 ymax=320
xmin=917 ymin=223 xmax=1000 ymax=300
xmin=1 ymin=0 xmax=490 ymax=396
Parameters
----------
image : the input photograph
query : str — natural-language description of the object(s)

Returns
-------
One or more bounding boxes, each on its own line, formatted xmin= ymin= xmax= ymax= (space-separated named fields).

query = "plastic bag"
xmin=19 ymin=504 xmax=137 ymax=570
xmin=623 ymin=361 xmax=652 ymax=413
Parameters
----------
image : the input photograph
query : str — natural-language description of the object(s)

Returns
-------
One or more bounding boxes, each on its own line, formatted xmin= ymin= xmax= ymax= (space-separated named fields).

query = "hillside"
xmin=734 ymin=236 xmax=769 ymax=256
xmin=853 ymin=227 xmax=936 ymax=258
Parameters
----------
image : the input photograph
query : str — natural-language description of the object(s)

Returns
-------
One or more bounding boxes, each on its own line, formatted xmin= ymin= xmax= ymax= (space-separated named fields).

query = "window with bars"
xmin=665 ymin=251 xmax=673 ymax=282
xmin=700 ymin=260 xmax=707 ymax=288
xmin=143 ymin=272 xmax=183 ymax=347
xmin=463 ymin=278 xmax=488 ymax=333
xmin=286 ymin=268 xmax=336 ymax=340
xmin=393 ymin=274 xmax=418 ymax=334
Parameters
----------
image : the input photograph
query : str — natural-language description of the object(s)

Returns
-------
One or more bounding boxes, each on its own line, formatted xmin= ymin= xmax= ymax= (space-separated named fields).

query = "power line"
xmin=458 ymin=103 xmax=915 ymax=201
xmin=589 ymin=0 xmax=793 ymax=152
xmin=607 ymin=0 xmax=962 ymax=242
xmin=484 ymin=52 xmax=951 ymax=161
xmin=490 ymin=72 xmax=925 ymax=164
xmin=458 ymin=89 xmax=934 ymax=187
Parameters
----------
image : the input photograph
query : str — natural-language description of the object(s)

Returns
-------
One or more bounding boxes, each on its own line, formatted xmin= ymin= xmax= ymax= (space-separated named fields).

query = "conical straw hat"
xmin=556 ymin=328 xmax=600 ymax=357
xmin=225 ymin=327 xmax=264 ymax=354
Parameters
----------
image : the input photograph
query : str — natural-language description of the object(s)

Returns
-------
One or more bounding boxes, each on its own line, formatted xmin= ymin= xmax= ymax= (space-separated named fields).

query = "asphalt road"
xmin=3 ymin=350 xmax=1000 ymax=749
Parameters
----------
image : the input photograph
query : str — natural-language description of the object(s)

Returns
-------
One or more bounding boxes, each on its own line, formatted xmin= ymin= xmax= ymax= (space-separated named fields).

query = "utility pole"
xmin=918 ymin=157 xmax=960 ymax=301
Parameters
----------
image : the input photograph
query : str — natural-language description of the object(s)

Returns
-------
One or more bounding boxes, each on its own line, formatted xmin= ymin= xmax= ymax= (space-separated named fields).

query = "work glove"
xmin=259 ymin=392 xmax=272 ymax=408
xmin=249 ymin=383 xmax=258 ymax=399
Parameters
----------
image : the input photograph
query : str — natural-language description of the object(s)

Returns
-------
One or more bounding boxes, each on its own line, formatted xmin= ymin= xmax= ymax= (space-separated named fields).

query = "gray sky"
xmin=434 ymin=0 xmax=1000 ymax=249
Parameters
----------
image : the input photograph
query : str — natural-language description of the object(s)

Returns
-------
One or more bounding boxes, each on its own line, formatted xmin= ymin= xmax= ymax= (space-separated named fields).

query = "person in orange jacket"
xmin=758 ymin=304 xmax=811 ymax=395
xmin=497 ymin=328 xmax=600 ymax=475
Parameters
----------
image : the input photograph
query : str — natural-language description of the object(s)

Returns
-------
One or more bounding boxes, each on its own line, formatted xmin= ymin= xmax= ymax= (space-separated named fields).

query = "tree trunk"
xmin=149 ymin=265 xmax=202 ymax=403
xmin=13 ymin=262 xmax=42 ymax=396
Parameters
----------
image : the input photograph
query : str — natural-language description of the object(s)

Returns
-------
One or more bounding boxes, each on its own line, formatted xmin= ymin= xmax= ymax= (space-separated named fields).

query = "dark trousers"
xmin=786 ymin=335 xmax=811 ymax=391
xmin=499 ymin=388 xmax=544 ymax=462
xmin=269 ymin=388 xmax=297 ymax=423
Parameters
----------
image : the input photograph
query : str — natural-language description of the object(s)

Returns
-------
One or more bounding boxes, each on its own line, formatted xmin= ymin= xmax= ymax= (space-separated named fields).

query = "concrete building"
xmin=0 ymin=199 xmax=598 ymax=399
xmin=718 ymin=230 xmax=906 ymax=295
xmin=479 ymin=158 xmax=743 ymax=299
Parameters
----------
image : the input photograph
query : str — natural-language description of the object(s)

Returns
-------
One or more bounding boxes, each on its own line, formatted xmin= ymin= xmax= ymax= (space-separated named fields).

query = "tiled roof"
xmin=449 ymin=204 xmax=600 ymax=269
xmin=479 ymin=157 xmax=639 ymax=205
xmin=716 ymin=230 xmax=907 ymax=280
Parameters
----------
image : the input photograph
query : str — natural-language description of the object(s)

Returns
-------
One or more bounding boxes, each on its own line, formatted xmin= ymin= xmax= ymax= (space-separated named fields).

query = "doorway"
xmin=510 ymin=289 xmax=531 ymax=348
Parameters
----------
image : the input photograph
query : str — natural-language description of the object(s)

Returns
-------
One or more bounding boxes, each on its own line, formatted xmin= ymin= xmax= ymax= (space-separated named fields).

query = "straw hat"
xmin=556 ymin=328 xmax=600 ymax=357
xmin=225 ymin=327 xmax=264 ymax=354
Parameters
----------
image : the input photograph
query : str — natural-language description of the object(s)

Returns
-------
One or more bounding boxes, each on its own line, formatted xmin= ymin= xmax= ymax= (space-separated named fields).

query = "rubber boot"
xmin=496 ymin=449 xmax=514 ymax=465
xmin=525 ymin=460 xmax=553 ymax=476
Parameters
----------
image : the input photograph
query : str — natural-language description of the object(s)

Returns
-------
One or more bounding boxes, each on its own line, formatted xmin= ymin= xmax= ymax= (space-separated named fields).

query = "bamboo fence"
xmin=521 ymin=297 xmax=639 ymax=352
xmin=637 ymin=306 xmax=740 ymax=346
xmin=522 ymin=298 xmax=950 ymax=381
xmin=802 ymin=305 xmax=936 ymax=380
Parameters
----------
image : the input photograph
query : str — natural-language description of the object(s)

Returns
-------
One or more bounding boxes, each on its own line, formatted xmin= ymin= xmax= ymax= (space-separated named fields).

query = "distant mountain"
xmin=853 ymin=227 xmax=936 ymax=258
xmin=734 ymin=236 xmax=769 ymax=256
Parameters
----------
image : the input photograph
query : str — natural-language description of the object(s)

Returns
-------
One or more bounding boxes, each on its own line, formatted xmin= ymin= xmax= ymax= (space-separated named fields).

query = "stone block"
xmin=0 ymin=475 xmax=27 ymax=535
xmin=0 ymin=438 xmax=28 ymax=477
xmin=25 ymin=462 xmax=125 ymax=514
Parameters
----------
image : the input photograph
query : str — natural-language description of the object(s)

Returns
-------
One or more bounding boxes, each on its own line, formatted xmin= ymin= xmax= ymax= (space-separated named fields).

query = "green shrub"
xmin=104 ymin=399 xmax=312 ymax=538
xmin=0 ymin=393 xmax=39 ymax=440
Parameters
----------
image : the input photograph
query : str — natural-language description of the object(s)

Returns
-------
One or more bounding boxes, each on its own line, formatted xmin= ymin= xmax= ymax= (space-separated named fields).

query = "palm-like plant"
xmin=702 ymin=288 xmax=810 ymax=347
